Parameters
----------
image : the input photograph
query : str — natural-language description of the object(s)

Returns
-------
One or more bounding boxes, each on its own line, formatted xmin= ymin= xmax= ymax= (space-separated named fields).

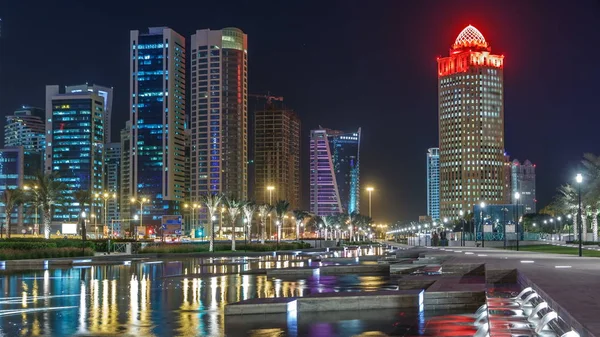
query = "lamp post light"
xmin=459 ymin=210 xmax=465 ymax=247
xmin=418 ymin=225 xmax=422 ymax=246
xmin=130 ymin=197 xmax=149 ymax=241
xmin=267 ymin=186 xmax=274 ymax=238
xmin=366 ymin=187 xmax=374 ymax=218
xmin=80 ymin=211 xmax=87 ymax=256
xmin=549 ymin=218 xmax=555 ymax=240
xmin=557 ymin=216 xmax=562 ymax=241
xmin=479 ymin=202 xmax=486 ymax=247
xmin=211 ymin=215 xmax=217 ymax=249
xmin=515 ymin=192 xmax=520 ymax=251
xmin=576 ymin=173 xmax=583 ymax=257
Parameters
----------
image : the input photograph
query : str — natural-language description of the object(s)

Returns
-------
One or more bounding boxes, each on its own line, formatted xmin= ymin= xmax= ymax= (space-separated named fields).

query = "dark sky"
xmin=1 ymin=0 xmax=600 ymax=223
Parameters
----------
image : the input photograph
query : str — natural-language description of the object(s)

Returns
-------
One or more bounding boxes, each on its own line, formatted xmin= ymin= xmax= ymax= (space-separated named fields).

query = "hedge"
xmin=140 ymin=242 xmax=311 ymax=254
xmin=0 ymin=242 xmax=57 ymax=250
xmin=0 ymin=247 xmax=94 ymax=260
xmin=566 ymin=241 xmax=600 ymax=245
xmin=0 ymin=237 xmax=94 ymax=249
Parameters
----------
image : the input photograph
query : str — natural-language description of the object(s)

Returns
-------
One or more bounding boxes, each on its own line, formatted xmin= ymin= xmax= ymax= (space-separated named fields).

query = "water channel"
xmin=0 ymin=247 xmax=471 ymax=336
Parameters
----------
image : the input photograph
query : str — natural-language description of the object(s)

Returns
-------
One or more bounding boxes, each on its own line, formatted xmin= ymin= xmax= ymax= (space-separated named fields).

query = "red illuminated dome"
xmin=452 ymin=25 xmax=489 ymax=50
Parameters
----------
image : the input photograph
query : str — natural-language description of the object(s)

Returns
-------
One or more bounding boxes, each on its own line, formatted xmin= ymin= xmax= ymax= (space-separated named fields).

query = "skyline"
xmin=1 ymin=1 xmax=600 ymax=222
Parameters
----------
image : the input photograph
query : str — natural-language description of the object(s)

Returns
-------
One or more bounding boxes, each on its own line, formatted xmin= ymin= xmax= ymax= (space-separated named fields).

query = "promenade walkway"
xmin=384 ymin=241 xmax=600 ymax=337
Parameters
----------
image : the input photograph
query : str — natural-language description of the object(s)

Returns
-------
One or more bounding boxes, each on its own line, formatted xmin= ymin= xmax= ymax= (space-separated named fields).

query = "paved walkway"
xmin=384 ymin=241 xmax=600 ymax=337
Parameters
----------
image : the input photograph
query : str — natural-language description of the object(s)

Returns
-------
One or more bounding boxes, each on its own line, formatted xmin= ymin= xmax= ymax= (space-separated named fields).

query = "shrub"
xmin=0 ymin=247 xmax=94 ymax=260
xmin=0 ymin=242 xmax=58 ymax=250
xmin=566 ymin=241 xmax=599 ymax=245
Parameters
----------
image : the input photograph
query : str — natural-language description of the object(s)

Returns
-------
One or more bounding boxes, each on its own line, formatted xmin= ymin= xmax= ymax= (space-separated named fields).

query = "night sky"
xmin=1 ymin=0 xmax=599 ymax=223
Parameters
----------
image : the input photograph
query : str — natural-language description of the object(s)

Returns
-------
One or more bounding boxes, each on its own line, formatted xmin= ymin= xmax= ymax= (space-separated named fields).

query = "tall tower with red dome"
xmin=437 ymin=25 xmax=505 ymax=220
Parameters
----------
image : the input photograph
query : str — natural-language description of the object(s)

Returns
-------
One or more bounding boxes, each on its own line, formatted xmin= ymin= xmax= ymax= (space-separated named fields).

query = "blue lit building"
xmin=310 ymin=127 xmax=361 ymax=216
xmin=427 ymin=148 xmax=440 ymax=221
xmin=128 ymin=27 xmax=186 ymax=225
xmin=45 ymin=86 xmax=105 ymax=223
xmin=0 ymin=147 xmax=40 ymax=233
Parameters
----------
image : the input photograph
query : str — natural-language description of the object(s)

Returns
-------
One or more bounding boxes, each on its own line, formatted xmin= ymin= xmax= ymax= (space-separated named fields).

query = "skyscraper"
xmin=309 ymin=127 xmax=361 ymax=216
xmin=119 ymin=122 xmax=132 ymax=222
xmin=4 ymin=106 xmax=45 ymax=154
xmin=511 ymin=159 xmax=536 ymax=214
xmin=128 ymin=27 xmax=186 ymax=224
xmin=189 ymin=28 xmax=248 ymax=203
xmin=0 ymin=147 xmax=41 ymax=233
xmin=45 ymin=85 xmax=104 ymax=222
xmin=426 ymin=148 xmax=440 ymax=221
xmin=65 ymin=84 xmax=113 ymax=143
xmin=437 ymin=25 xmax=505 ymax=218
xmin=254 ymin=104 xmax=301 ymax=209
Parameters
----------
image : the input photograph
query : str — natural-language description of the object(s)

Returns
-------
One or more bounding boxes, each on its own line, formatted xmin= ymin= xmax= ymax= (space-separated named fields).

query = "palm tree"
xmin=274 ymin=200 xmax=290 ymax=243
xmin=257 ymin=204 xmax=273 ymax=244
xmin=582 ymin=153 xmax=600 ymax=241
xmin=0 ymin=188 xmax=26 ymax=238
xmin=27 ymin=173 xmax=67 ymax=239
xmin=225 ymin=197 xmax=244 ymax=251
xmin=242 ymin=202 xmax=257 ymax=242
xmin=292 ymin=210 xmax=308 ymax=240
xmin=74 ymin=190 xmax=91 ymax=238
xmin=200 ymin=193 xmax=223 ymax=252
xmin=321 ymin=215 xmax=334 ymax=240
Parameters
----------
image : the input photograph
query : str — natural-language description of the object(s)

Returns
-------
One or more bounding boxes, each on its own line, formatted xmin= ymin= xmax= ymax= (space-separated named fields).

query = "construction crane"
xmin=248 ymin=92 xmax=284 ymax=106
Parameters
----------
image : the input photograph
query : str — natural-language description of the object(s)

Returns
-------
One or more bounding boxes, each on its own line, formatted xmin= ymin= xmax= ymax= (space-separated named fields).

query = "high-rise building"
xmin=254 ymin=105 xmax=301 ymax=209
xmin=309 ymin=127 xmax=361 ymax=216
xmin=0 ymin=147 xmax=41 ymax=233
xmin=426 ymin=148 xmax=440 ymax=221
xmin=437 ymin=25 xmax=505 ymax=219
xmin=128 ymin=27 xmax=186 ymax=224
xmin=45 ymin=85 xmax=104 ymax=222
xmin=65 ymin=84 xmax=113 ymax=143
xmin=119 ymin=122 xmax=132 ymax=222
xmin=511 ymin=159 xmax=536 ymax=214
xmin=190 ymin=28 xmax=248 ymax=204
xmin=105 ymin=143 xmax=121 ymax=227
xmin=4 ymin=106 xmax=45 ymax=155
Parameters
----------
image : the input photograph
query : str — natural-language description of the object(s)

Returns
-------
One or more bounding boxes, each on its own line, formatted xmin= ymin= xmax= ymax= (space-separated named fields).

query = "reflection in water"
xmin=0 ymin=247 xmax=447 ymax=337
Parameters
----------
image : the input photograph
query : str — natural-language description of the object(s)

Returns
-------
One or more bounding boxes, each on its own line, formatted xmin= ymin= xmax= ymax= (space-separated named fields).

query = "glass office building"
xmin=310 ymin=127 xmax=361 ymax=216
xmin=45 ymin=86 xmax=105 ymax=222
xmin=128 ymin=27 xmax=186 ymax=225
xmin=427 ymin=148 xmax=440 ymax=221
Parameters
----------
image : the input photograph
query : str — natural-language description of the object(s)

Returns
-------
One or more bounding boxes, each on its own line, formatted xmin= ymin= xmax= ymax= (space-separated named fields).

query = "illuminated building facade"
xmin=4 ymin=106 xmax=45 ymax=154
xmin=65 ymin=84 xmax=113 ymax=143
xmin=438 ymin=25 xmax=505 ymax=219
xmin=0 ymin=147 xmax=40 ymax=232
xmin=254 ymin=105 xmax=301 ymax=209
xmin=128 ymin=27 xmax=186 ymax=224
xmin=309 ymin=127 xmax=361 ymax=216
xmin=45 ymin=85 xmax=104 ymax=222
xmin=426 ymin=147 xmax=440 ymax=221
xmin=189 ymin=28 xmax=248 ymax=203
xmin=119 ymin=122 xmax=132 ymax=221
xmin=511 ymin=159 xmax=536 ymax=214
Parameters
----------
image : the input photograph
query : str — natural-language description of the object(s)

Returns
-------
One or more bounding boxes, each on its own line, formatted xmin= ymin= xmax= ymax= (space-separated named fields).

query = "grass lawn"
xmin=516 ymin=244 xmax=600 ymax=257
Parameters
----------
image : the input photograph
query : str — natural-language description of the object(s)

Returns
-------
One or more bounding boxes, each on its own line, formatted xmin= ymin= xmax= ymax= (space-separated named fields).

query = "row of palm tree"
xmin=545 ymin=153 xmax=600 ymax=240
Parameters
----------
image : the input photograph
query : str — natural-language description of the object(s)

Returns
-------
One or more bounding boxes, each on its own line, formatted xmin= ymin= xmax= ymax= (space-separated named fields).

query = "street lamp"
xmin=130 ymin=197 xmax=149 ymax=241
xmin=557 ymin=216 xmax=562 ymax=241
xmin=366 ymin=187 xmax=374 ymax=218
xmin=81 ymin=211 xmax=87 ymax=256
xmin=576 ymin=173 xmax=583 ymax=257
xmin=459 ymin=210 xmax=465 ymax=247
xmin=515 ymin=192 xmax=520 ymax=251
xmin=267 ymin=186 xmax=274 ymax=238
xmin=479 ymin=202 xmax=486 ymax=247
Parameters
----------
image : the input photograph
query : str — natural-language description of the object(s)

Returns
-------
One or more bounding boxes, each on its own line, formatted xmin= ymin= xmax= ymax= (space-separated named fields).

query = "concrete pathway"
xmin=383 ymin=241 xmax=600 ymax=337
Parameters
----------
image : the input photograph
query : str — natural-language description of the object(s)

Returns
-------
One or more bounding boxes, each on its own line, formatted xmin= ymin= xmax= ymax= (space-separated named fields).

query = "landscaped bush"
xmin=0 ymin=242 xmax=57 ymax=250
xmin=0 ymin=237 xmax=94 ymax=249
xmin=0 ymin=247 xmax=94 ymax=260
xmin=566 ymin=241 xmax=600 ymax=245
xmin=139 ymin=241 xmax=311 ymax=254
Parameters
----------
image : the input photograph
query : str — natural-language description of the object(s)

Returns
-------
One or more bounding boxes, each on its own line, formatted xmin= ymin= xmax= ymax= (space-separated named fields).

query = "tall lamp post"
xmin=366 ymin=187 xmax=374 ymax=218
xmin=576 ymin=173 xmax=583 ymax=257
xmin=515 ymin=192 xmax=520 ymax=251
xmin=459 ymin=210 xmax=465 ymax=247
xmin=80 ymin=211 xmax=87 ymax=256
xmin=130 ymin=197 xmax=149 ymax=241
xmin=556 ymin=217 xmax=562 ymax=241
xmin=479 ymin=202 xmax=486 ymax=247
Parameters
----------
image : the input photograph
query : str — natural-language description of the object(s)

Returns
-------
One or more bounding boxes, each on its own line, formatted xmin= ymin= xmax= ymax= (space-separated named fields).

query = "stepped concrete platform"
xmin=384 ymin=241 xmax=600 ymax=337
xmin=225 ymin=289 xmax=423 ymax=316
xmin=265 ymin=264 xmax=389 ymax=278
